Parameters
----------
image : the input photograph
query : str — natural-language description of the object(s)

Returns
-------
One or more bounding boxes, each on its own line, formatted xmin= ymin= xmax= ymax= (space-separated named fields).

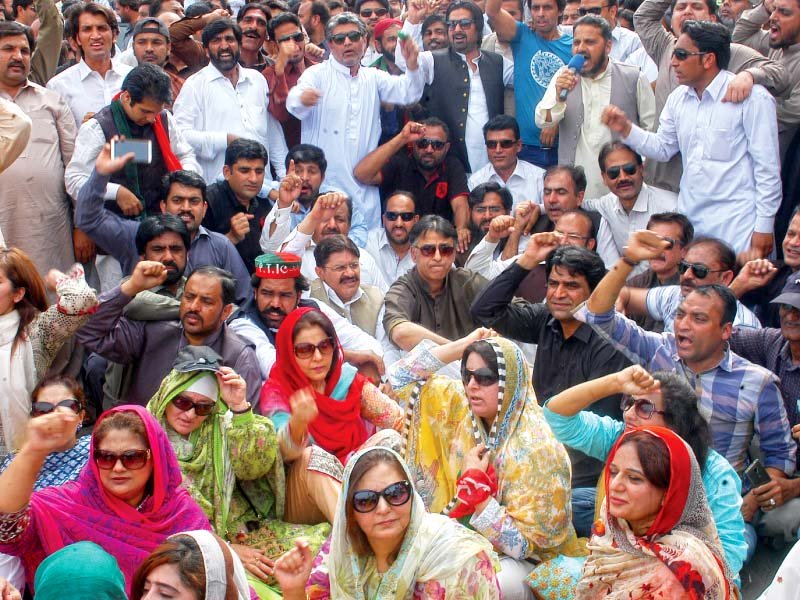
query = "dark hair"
xmin=201 ymin=18 xmax=242 ymax=47
xmin=162 ymin=170 xmax=208 ymax=204
xmin=545 ymin=245 xmax=607 ymax=291
xmin=384 ymin=190 xmax=417 ymax=211
xmin=504 ymin=0 xmax=525 ymax=16
xmin=0 ymin=248 xmax=48 ymax=352
xmin=684 ymin=236 xmax=735 ymax=272
xmin=326 ymin=0 xmax=345 ymax=13
xmin=618 ymin=7 xmax=635 ymax=26
xmin=11 ymin=0 xmax=33 ymax=18
xmin=292 ymin=310 xmax=339 ymax=377
xmin=286 ymin=143 xmax=327 ymax=174
xmin=224 ymin=138 xmax=268 ymax=167
xmin=117 ymin=0 xmax=141 ymax=9
xmin=646 ymin=212 xmax=694 ymax=247
xmin=130 ymin=536 xmax=205 ymax=600
xmin=446 ymin=1 xmax=484 ymax=43
xmin=468 ymin=181 xmax=513 ymax=212
xmin=314 ymin=234 xmax=360 ymax=267
xmin=574 ymin=13 xmax=612 ymax=40
xmin=419 ymin=116 xmax=450 ymax=141
xmin=483 ymin=114 xmax=520 ymax=140
xmin=421 ymin=13 xmax=445 ymax=34
xmin=185 ymin=1 xmax=213 ymax=17
xmin=94 ymin=410 xmax=149 ymax=448
xmin=0 ymin=21 xmax=34 ymax=53
xmin=135 ymin=214 xmax=190 ymax=256
xmin=326 ymin=11 xmax=368 ymax=37
xmin=238 ymin=2 xmax=272 ymax=24
xmin=345 ymin=448 xmax=408 ymax=556
xmin=32 ymin=375 xmax=87 ymax=413
xmin=616 ymin=430 xmax=671 ymax=490
xmin=560 ymin=208 xmax=597 ymax=240
xmin=461 ymin=340 xmax=499 ymax=379
xmin=409 ymin=214 xmax=457 ymax=245
xmin=597 ymin=141 xmax=642 ymax=172
xmin=305 ymin=0 xmax=331 ymax=25
xmin=651 ymin=370 xmax=710 ymax=467
xmin=266 ymin=0 xmax=290 ymax=13
xmin=188 ymin=266 xmax=237 ymax=305
xmin=251 ymin=271 xmax=310 ymax=292
xmin=122 ymin=63 xmax=173 ymax=106
xmin=268 ymin=10 xmax=301 ymax=38
xmin=544 ymin=164 xmax=587 ymax=194
xmin=682 ymin=20 xmax=731 ymax=70
xmin=689 ymin=284 xmax=737 ymax=326
xmin=355 ymin=0 xmax=389 ymax=13
xmin=69 ymin=3 xmax=119 ymax=56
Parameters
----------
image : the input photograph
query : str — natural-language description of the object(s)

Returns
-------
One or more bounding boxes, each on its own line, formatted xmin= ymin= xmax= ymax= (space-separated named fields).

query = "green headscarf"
xmin=34 ymin=541 xmax=127 ymax=600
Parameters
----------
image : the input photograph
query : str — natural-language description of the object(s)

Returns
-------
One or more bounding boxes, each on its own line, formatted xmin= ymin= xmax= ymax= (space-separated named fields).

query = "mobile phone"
xmin=743 ymin=458 xmax=772 ymax=489
xmin=111 ymin=139 xmax=152 ymax=164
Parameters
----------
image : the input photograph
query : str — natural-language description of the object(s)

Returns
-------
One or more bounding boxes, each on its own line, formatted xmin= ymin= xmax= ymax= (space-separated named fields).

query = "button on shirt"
xmin=467 ymin=158 xmax=545 ymax=208
xmin=646 ymin=285 xmax=762 ymax=333
xmin=364 ymin=227 xmax=415 ymax=283
xmin=623 ymin=69 xmax=782 ymax=254
xmin=46 ymin=59 xmax=132 ymax=127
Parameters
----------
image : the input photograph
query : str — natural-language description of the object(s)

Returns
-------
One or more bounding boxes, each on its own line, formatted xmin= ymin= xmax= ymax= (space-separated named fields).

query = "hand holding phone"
xmin=743 ymin=458 xmax=772 ymax=489
xmin=111 ymin=139 xmax=152 ymax=164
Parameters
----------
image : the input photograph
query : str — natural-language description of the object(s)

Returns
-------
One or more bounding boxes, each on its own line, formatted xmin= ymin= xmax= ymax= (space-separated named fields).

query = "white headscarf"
xmin=169 ymin=530 xmax=250 ymax=600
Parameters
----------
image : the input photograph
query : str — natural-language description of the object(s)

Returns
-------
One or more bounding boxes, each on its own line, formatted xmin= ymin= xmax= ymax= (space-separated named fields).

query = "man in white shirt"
xmin=173 ymin=18 xmax=288 ymax=183
xmin=286 ymin=12 xmax=425 ymax=237
xmin=536 ymin=14 xmax=655 ymax=198
xmin=47 ymin=3 xmax=133 ymax=127
xmin=603 ymin=20 xmax=781 ymax=257
xmin=578 ymin=0 xmax=653 ymax=65
xmin=364 ymin=191 xmax=418 ymax=284
xmin=468 ymin=114 xmax=544 ymax=208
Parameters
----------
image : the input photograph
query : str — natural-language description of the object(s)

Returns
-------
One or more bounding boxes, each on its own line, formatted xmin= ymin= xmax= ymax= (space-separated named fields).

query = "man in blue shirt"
xmin=486 ymin=0 xmax=572 ymax=168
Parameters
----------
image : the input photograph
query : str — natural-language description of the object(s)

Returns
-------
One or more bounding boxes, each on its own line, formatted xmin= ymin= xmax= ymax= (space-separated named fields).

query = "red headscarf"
xmin=260 ymin=307 xmax=367 ymax=463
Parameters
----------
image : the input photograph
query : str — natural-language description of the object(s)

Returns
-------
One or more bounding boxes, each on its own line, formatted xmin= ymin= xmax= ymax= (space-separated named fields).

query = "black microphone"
xmin=558 ymin=54 xmax=585 ymax=102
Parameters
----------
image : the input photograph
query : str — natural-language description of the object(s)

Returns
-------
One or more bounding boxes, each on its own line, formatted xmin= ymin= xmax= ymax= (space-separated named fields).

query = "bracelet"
xmin=621 ymin=255 xmax=639 ymax=267
xmin=230 ymin=402 xmax=251 ymax=414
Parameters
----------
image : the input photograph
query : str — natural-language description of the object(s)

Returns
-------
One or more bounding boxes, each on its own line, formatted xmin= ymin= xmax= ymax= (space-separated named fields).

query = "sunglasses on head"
xmin=171 ymin=394 xmax=216 ymax=416
xmin=359 ymin=7 xmax=387 ymax=16
xmin=678 ymin=260 xmax=726 ymax=279
xmin=621 ymin=396 xmax=666 ymax=420
xmin=385 ymin=211 xmax=416 ymax=222
xmin=415 ymin=138 xmax=447 ymax=150
xmin=485 ymin=139 xmax=517 ymax=149
xmin=672 ymin=48 xmax=709 ymax=61
xmin=415 ymin=243 xmax=455 ymax=257
xmin=461 ymin=367 xmax=498 ymax=387
xmin=352 ymin=480 xmax=412 ymax=513
xmin=31 ymin=398 xmax=81 ymax=417
xmin=605 ymin=162 xmax=638 ymax=180
xmin=93 ymin=448 xmax=151 ymax=470
xmin=329 ymin=31 xmax=363 ymax=44
xmin=294 ymin=337 xmax=335 ymax=359
xmin=446 ymin=17 xmax=475 ymax=29
xmin=277 ymin=31 xmax=305 ymax=43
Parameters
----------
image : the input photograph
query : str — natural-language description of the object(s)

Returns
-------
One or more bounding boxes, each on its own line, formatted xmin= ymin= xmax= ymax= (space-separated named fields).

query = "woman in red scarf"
xmin=259 ymin=308 xmax=403 ymax=525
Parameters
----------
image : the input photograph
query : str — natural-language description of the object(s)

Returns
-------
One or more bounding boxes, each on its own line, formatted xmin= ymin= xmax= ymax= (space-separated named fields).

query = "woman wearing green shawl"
xmin=147 ymin=347 xmax=330 ymax=600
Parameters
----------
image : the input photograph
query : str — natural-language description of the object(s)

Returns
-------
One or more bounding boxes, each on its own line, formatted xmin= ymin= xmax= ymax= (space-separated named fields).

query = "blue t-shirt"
xmin=510 ymin=22 xmax=573 ymax=147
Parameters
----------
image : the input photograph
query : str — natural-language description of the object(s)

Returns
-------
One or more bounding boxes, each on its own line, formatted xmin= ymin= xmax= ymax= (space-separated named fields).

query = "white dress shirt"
xmin=173 ymin=63 xmax=288 ymax=183
xmin=467 ymin=158 xmax=545 ymax=208
xmin=47 ymin=59 xmax=132 ymax=127
xmin=286 ymin=56 xmax=425 ymax=234
xmin=609 ymin=24 xmax=647 ymax=64
xmin=364 ymin=227 xmax=415 ymax=284
xmin=624 ymin=70 xmax=782 ymax=253
xmin=626 ymin=46 xmax=658 ymax=84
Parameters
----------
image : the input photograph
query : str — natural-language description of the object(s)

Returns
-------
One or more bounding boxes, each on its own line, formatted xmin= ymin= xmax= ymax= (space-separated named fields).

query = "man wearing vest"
xmin=66 ymin=62 xmax=200 ymax=218
xmin=535 ymin=15 xmax=655 ymax=198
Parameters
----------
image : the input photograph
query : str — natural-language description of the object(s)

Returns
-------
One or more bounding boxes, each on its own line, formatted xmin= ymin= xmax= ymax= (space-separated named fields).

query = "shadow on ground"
xmin=742 ymin=541 xmax=793 ymax=599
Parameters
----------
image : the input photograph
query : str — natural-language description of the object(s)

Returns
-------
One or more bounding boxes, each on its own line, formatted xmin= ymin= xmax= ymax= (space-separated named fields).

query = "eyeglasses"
xmin=485 ymin=139 xmax=517 ymax=149
xmin=325 ymin=261 xmax=360 ymax=274
xmin=554 ymin=229 xmax=590 ymax=243
xmin=446 ymin=18 xmax=475 ymax=29
xmin=473 ymin=205 xmax=504 ymax=215
xmin=294 ymin=337 xmax=335 ymax=359
xmin=31 ymin=398 xmax=81 ymax=417
xmin=385 ymin=211 xmax=416 ymax=222
xmin=171 ymin=394 xmax=216 ymax=416
xmin=672 ymin=48 xmax=709 ymax=61
xmin=93 ymin=448 xmax=152 ymax=470
xmin=277 ymin=31 xmax=304 ymax=43
xmin=415 ymin=243 xmax=455 ymax=257
xmin=621 ymin=396 xmax=666 ymax=420
xmin=461 ymin=367 xmax=499 ymax=387
xmin=359 ymin=7 xmax=388 ymax=17
xmin=605 ymin=162 xmax=638 ymax=180
xmin=678 ymin=260 xmax=727 ymax=279
xmin=352 ymin=480 xmax=412 ymax=512
xmin=577 ymin=4 xmax=613 ymax=15
xmin=415 ymin=138 xmax=447 ymax=151
xmin=329 ymin=31 xmax=363 ymax=44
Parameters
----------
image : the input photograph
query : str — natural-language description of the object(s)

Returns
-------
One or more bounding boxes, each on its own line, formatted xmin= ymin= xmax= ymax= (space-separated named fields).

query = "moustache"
xmin=339 ymin=277 xmax=358 ymax=285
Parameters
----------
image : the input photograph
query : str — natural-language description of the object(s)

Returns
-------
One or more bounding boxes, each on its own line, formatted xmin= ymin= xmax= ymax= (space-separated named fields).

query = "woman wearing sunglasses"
xmin=387 ymin=329 xmax=582 ymax=599
xmin=274 ymin=446 xmax=501 ymax=599
xmin=0 ymin=405 xmax=210 ymax=594
xmin=148 ymin=350 xmax=330 ymax=599
xmin=544 ymin=365 xmax=746 ymax=583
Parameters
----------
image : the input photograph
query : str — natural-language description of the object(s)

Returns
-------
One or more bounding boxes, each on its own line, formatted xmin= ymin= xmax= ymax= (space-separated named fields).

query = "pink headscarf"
xmin=0 ymin=405 xmax=211 ymax=594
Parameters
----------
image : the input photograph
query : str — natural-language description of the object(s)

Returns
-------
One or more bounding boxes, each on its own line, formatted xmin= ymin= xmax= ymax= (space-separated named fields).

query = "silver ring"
xmin=769 ymin=498 xmax=777 ymax=507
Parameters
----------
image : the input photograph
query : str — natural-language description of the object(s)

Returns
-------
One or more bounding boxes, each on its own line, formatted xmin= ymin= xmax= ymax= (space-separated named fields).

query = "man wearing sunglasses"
xmin=364 ymin=191 xmax=419 ymax=282
xmin=355 ymin=0 xmax=391 ymax=65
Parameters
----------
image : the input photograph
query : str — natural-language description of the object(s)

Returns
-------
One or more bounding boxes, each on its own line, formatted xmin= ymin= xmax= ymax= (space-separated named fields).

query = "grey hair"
xmin=326 ymin=11 xmax=367 ymax=37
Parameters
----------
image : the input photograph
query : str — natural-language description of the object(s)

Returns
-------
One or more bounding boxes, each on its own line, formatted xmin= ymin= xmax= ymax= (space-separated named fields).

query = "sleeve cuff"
xmin=754 ymin=216 xmax=776 ymax=233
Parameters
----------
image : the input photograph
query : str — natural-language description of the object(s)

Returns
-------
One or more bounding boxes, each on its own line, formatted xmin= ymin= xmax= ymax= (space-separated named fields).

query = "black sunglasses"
xmin=277 ymin=32 xmax=304 ymax=43
xmin=605 ymin=162 xmax=638 ymax=180
xmin=461 ymin=367 xmax=499 ymax=387
xmin=359 ymin=7 xmax=388 ymax=16
xmin=577 ymin=4 xmax=612 ymax=15
xmin=446 ymin=17 xmax=475 ymax=29
xmin=415 ymin=138 xmax=447 ymax=150
xmin=171 ymin=394 xmax=216 ymax=416
xmin=416 ymin=243 xmax=455 ymax=257
xmin=352 ymin=480 xmax=412 ymax=512
xmin=485 ymin=139 xmax=517 ymax=149
xmin=621 ymin=396 xmax=666 ymax=420
xmin=329 ymin=31 xmax=363 ymax=44
xmin=678 ymin=260 xmax=727 ymax=279
xmin=385 ymin=211 xmax=416 ymax=222
xmin=31 ymin=398 xmax=81 ymax=417
xmin=672 ymin=48 xmax=709 ymax=61
xmin=294 ymin=337 xmax=335 ymax=359
xmin=94 ymin=448 xmax=151 ymax=470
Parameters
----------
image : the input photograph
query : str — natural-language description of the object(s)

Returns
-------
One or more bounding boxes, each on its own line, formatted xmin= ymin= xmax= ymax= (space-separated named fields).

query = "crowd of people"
xmin=1 ymin=0 xmax=800 ymax=593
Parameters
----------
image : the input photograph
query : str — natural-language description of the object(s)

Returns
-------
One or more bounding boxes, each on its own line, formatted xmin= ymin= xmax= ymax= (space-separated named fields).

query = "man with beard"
xmin=296 ymin=0 xmax=329 ymax=49
xmin=229 ymin=252 xmax=385 ymax=380
xmin=365 ymin=191 xmax=419 ymax=282
xmin=371 ymin=18 xmax=403 ymax=143
xmin=173 ymin=18 xmax=288 ymax=183
xmin=237 ymin=3 xmax=271 ymax=69
xmin=535 ymin=15 xmax=655 ymax=198
xmin=75 ymin=139 xmax=252 ymax=303
xmin=721 ymin=0 xmax=753 ymax=28
xmin=355 ymin=0 xmax=390 ymax=65
xmin=354 ymin=118 xmax=470 ymax=249
xmin=421 ymin=14 xmax=448 ymax=51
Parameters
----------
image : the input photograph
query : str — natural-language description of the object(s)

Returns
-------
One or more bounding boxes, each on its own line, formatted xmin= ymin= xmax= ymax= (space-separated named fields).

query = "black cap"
xmin=132 ymin=17 xmax=171 ymax=41
xmin=172 ymin=346 xmax=222 ymax=373
xmin=770 ymin=275 xmax=800 ymax=311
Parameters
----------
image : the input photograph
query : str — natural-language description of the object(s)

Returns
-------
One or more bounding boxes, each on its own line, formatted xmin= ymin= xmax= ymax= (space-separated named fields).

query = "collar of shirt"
xmin=454 ymin=49 xmax=483 ymax=69
xmin=413 ymin=157 xmax=448 ymax=184
xmin=330 ymin=55 xmax=357 ymax=77
xmin=546 ymin=315 xmax=593 ymax=343
xmin=220 ymin=180 xmax=266 ymax=211
xmin=484 ymin=159 xmax=525 ymax=183
xmin=674 ymin=343 xmax=735 ymax=374
xmin=194 ymin=225 xmax=211 ymax=242
xmin=779 ymin=340 xmax=800 ymax=371
xmin=682 ymin=69 xmax=730 ymax=102
xmin=76 ymin=58 xmax=127 ymax=81
xmin=181 ymin=321 xmax=225 ymax=347
xmin=410 ymin=266 xmax=452 ymax=296
xmin=614 ymin=184 xmax=650 ymax=214
xmin=207 ymin=62 xmax=250 ymax=86
xmin=322 ymin=280 xmax=364 ymax=308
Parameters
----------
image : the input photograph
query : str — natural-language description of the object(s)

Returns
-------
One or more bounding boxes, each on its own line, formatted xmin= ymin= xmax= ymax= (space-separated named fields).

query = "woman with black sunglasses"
xmin=544 ymin=364 xmax=746 ymax=583
xmin=274 ymin=446 xmax=501 ymax=598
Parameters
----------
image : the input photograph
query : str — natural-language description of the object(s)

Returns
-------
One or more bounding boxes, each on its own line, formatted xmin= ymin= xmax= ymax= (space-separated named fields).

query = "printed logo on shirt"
xmin=530 ymin=50 xmax=566 ymax=88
